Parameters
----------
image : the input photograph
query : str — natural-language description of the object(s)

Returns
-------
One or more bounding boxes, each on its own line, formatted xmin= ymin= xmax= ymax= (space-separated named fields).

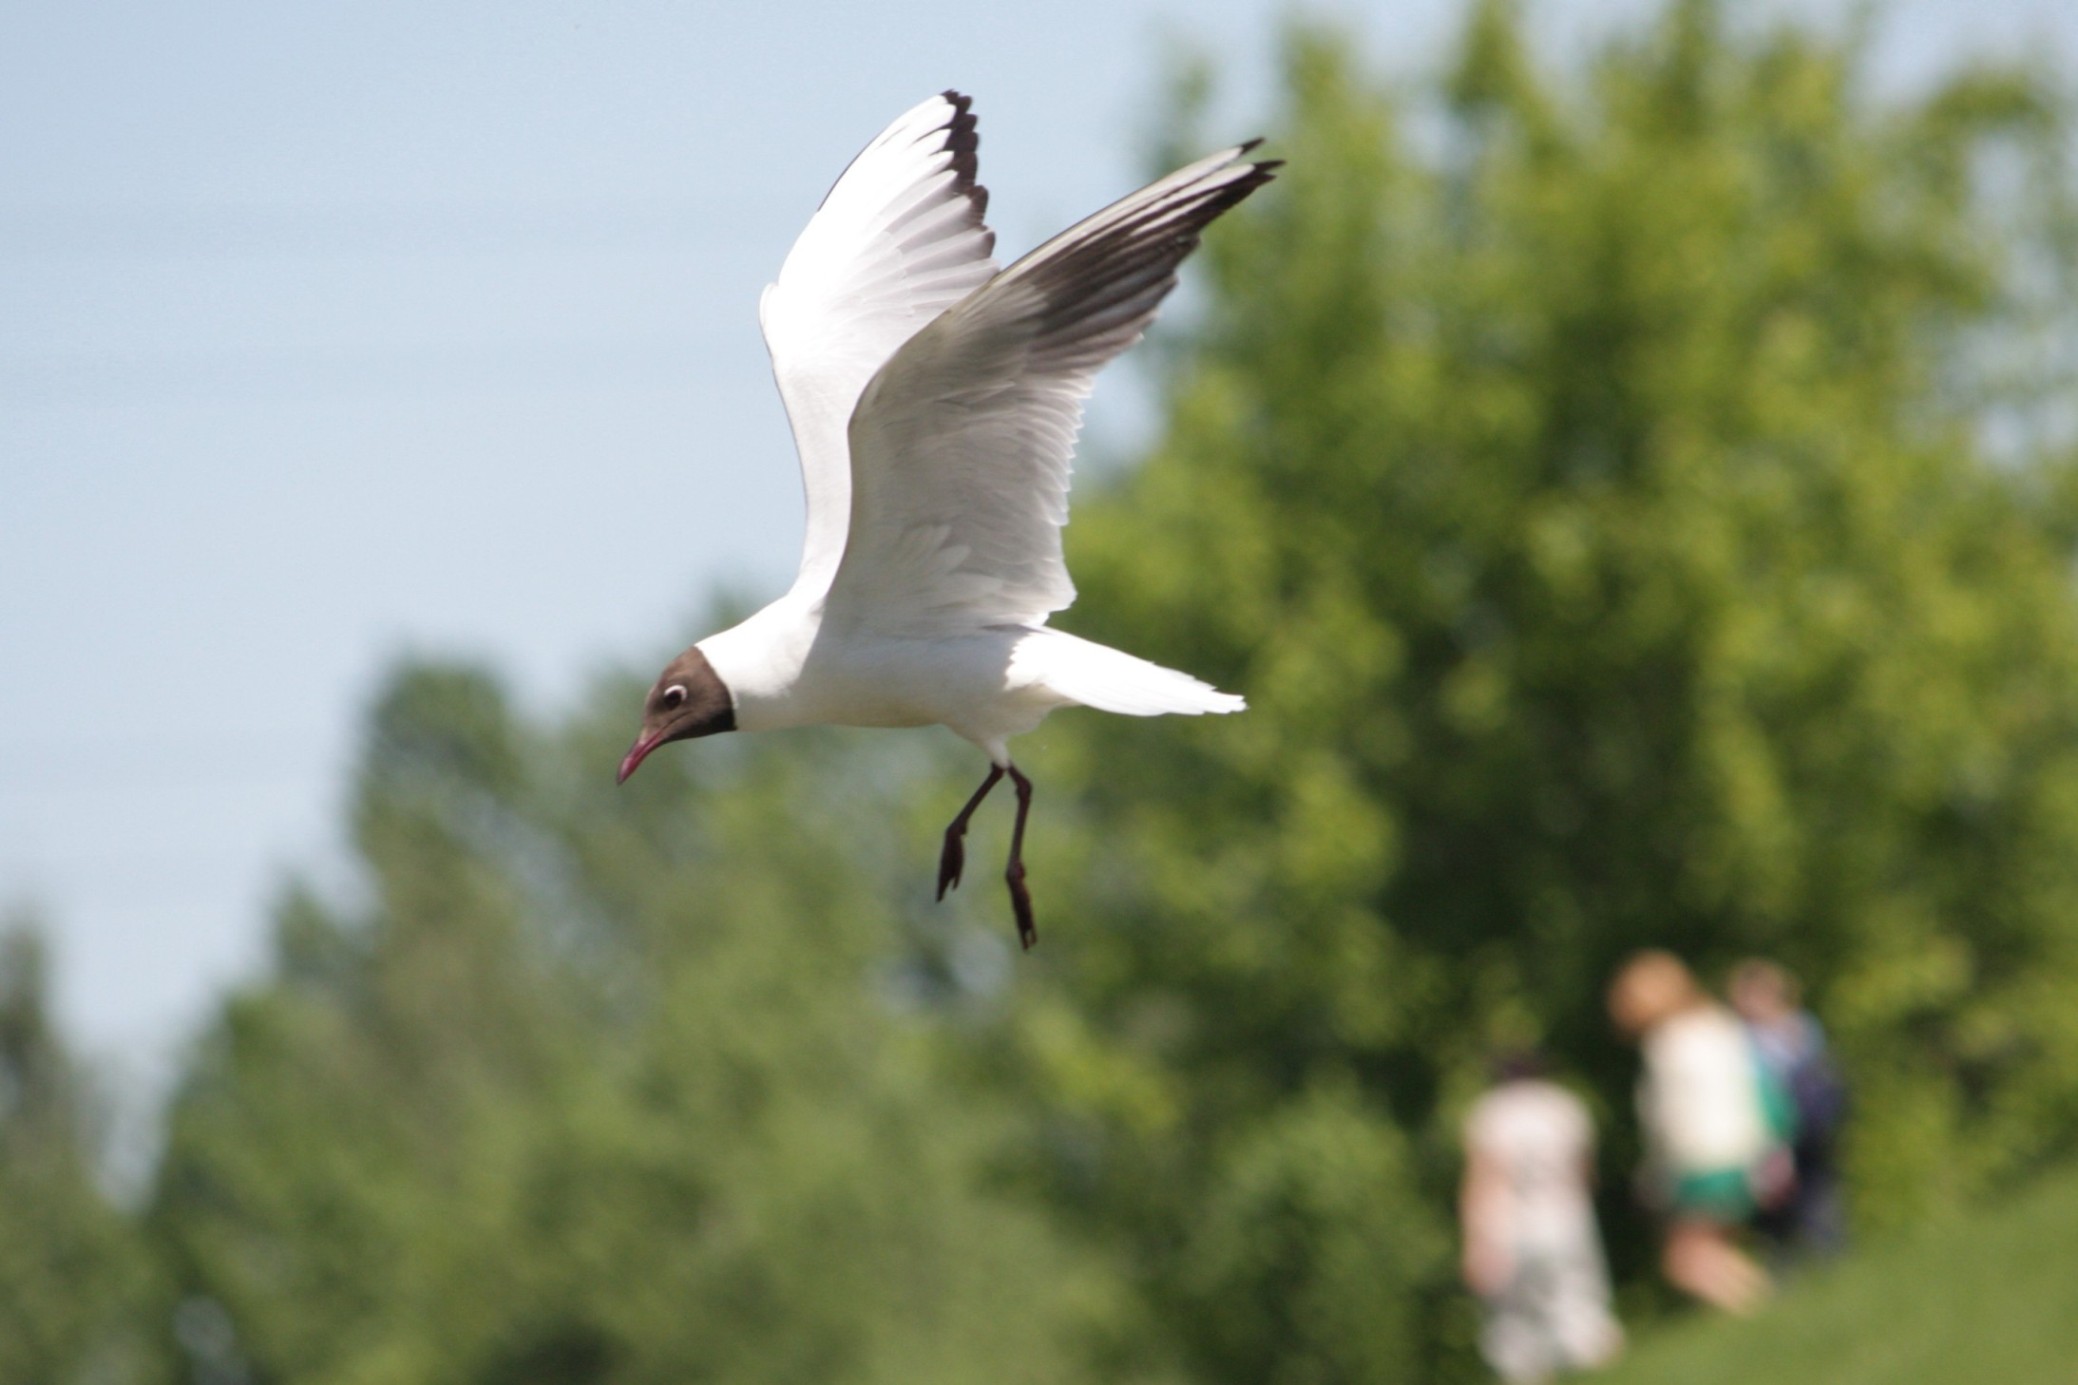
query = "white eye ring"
xmin=662 ymin=684 xmax=687 ymax=710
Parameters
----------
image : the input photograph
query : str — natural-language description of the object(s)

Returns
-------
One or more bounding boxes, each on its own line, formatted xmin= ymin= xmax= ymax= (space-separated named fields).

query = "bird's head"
xmin=617 ymin=646 xmax=736 ymax=784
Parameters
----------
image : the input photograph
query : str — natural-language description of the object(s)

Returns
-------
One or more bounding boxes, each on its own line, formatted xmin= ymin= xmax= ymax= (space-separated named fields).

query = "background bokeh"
xmin=8 ymin=1 xmax=2078 ymax=1381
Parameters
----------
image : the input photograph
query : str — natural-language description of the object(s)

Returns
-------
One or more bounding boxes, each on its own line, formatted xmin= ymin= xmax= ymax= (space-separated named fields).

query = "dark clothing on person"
xmin=1747 ymin=1011 xmax=1847 ymax=1255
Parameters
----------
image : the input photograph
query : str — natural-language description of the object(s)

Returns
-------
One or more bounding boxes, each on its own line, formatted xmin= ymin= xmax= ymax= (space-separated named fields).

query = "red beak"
xmin=617 ymin=730 xmax=664 ymax=785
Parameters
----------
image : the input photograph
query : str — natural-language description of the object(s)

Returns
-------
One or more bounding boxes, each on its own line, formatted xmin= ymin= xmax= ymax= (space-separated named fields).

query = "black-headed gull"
xmin=618 ymin=92 xmax=1275 ymax=948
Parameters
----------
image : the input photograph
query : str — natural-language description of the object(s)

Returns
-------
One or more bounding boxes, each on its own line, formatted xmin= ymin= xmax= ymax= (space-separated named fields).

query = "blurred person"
xmin=1607 ymin=951 xmax=1791 ymax=1315
xmin=1731 ymin=958 xmax=1848 ymax=1258
xmin=1460 ymin=1052 xmax=1625 ymax=1382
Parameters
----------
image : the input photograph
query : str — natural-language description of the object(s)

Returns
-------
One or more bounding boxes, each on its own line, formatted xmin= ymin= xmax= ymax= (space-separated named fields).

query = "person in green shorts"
xmin=1608 ymin=950 xmax=1792 ymax=1314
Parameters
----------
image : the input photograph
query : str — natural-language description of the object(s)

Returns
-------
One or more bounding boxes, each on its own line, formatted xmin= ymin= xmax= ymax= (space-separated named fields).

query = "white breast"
xmin=702 ymin=613 xmax=1067 ymax=755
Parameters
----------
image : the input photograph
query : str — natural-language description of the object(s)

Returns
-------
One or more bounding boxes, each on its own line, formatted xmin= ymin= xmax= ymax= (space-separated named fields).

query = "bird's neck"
xmin=696 ymin=598 xmax=821 ymax=732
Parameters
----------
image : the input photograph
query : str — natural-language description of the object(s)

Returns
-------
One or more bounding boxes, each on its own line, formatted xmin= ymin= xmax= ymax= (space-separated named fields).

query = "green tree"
xmin=0 ymin=915 xmax=158 ymax=1383
xmin=975 ymin=1 xmax=2078 ymax=1376
xmin=152 ymin=661 xmax=1131 ymax=1385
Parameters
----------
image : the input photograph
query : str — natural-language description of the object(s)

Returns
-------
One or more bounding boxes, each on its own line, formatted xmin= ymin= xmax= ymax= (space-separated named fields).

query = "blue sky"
xmin=4 ymin=0 xmax=2073 ymax=1102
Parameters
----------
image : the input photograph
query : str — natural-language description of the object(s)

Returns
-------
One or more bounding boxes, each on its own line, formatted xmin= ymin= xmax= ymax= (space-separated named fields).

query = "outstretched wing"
xmin=825 ymin=144 xmax=1277 ymax=637
xmin=759 ymin=92 xmax=999 ymax=603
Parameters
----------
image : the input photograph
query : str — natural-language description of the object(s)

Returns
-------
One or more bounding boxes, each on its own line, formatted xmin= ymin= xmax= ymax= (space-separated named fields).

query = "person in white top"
xmin=1608 ymin=951 xmax=1790 ymax=1314
xmin=1460 ymin=1053 xmax=1625 ymax=1382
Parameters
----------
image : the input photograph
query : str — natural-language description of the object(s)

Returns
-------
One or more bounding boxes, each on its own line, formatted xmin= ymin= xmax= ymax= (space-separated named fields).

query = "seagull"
xmin=617 ymin=92 xmax=1275 ymax=949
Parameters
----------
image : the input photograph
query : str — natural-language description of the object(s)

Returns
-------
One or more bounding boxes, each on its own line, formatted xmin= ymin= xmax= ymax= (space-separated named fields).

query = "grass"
xmin=1599 ymin=1165 xmax=2078 ymax=1385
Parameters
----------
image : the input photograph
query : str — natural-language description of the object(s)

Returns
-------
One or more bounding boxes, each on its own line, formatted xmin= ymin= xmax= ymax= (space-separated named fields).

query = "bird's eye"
xmin=662 ymin=684 xmax=687 ymax=710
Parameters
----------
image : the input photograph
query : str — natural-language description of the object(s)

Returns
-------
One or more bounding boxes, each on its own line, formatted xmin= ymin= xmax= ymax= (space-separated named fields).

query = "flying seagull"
xmin=617 ymin=92 xmax=1275 ymax=949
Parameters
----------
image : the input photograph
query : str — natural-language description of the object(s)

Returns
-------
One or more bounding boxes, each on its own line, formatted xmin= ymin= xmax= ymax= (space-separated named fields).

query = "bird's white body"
xmin=687 ymin=92 xmax=1259 ymax=765
xmin=702 ymin=603 xmax=1238 ymax=761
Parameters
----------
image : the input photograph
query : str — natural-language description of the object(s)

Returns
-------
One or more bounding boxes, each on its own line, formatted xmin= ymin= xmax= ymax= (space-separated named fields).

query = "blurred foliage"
xmin=0 ymin=914 xmax=155 ymax=1383
xmin=990 ymin=0 xmax=2078 ymax=1375
xmin=149 ymin=668 xmax=1126 ymax=1384
xmin=15 ymin=2 xmax=2078 ymax=1381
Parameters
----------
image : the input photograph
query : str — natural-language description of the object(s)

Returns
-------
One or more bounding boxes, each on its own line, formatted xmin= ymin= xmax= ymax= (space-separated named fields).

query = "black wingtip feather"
xmin=935 ymin=92 xmax=991 ymax=251
xmin=938 ymin=93 xmax=980 ymax=165
xmin=810 ymin=90 xmax=993 ymax=223
xmin=1007 ymin=148 xmax=1280 ymax=345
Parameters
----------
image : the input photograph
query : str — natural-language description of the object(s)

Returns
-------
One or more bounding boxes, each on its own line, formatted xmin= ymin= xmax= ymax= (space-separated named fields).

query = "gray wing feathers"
xmin=831 ymin=144 xmax=1277 ymax=635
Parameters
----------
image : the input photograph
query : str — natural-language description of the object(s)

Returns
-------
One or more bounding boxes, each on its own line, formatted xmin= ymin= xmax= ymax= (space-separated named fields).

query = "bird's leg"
xmin=1005 ymin=764 xmax=1036 ymax=951
xmin=937 ymin=764 xmax=1006 ymax=900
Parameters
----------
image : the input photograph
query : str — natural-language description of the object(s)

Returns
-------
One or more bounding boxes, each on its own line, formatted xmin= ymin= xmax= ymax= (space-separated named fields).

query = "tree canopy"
xmin=0 ymin=917 xmax=153 ymax=1383
xmin=973 ymin=0 xmax=2078 ymax=1372
xmin=151 ymin=667 xmax=1120 ymax=1383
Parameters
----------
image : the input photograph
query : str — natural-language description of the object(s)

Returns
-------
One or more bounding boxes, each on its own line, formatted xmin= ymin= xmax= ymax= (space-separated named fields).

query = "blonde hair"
xmin=1607 ymin=949 xmax=1702 ymax=1037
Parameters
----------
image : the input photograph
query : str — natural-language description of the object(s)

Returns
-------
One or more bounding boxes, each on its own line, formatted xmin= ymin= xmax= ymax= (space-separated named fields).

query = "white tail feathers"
xmin=1018 ymin=629 xmax=1245 ymax=718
